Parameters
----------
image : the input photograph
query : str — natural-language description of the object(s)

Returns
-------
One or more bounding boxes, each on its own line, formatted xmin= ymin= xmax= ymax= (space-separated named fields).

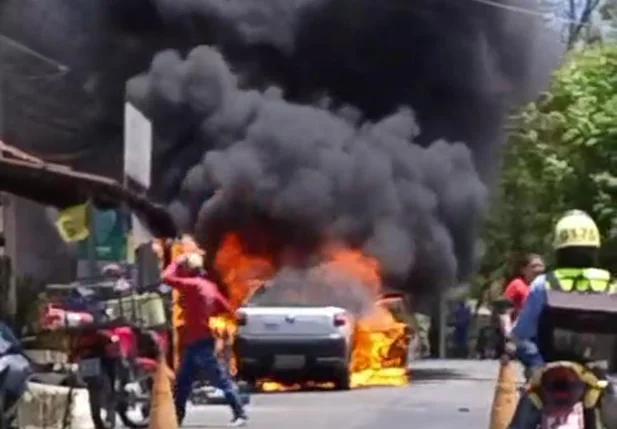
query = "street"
xmin=180 ymin=360 xmax=511 ymax=429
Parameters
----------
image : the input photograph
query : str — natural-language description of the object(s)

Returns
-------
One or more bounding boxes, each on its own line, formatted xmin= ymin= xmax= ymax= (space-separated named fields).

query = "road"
xmin=180 ymin=360 xmax=517 ymax=429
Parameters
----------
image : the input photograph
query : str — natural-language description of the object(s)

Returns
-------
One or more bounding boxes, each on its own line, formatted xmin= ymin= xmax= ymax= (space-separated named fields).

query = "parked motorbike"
xmin=524 ymin=361 xmax=611 ymax=429
xmin=42 ymin=280 xmax=168 ymax=429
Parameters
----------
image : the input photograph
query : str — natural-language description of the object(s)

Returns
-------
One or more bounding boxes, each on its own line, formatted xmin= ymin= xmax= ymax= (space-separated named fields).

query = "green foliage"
xmin=481 ymin=43 xmax=617 ymax=281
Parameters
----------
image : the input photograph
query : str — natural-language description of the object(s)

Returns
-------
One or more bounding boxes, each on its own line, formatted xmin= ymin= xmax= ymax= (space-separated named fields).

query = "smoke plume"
xmin=127 ymin=0 xmax=556 ymax=299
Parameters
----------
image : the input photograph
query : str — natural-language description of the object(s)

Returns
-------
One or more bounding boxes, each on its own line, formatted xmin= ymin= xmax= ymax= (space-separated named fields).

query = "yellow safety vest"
xmin=546 ymin=267 xmax=617 ymax=294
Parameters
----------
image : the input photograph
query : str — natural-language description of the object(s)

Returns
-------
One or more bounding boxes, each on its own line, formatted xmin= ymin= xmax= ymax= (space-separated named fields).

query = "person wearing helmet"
xmin=508 ymin=210 xmax=617 ymax=429
xmin=162 ymin=252 xmax=248 ymax=427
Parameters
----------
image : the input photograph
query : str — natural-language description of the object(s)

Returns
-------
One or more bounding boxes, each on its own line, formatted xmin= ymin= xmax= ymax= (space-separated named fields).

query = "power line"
xmin=0 ymin=34 xmax=69 ymax=72
xmin=469 ymin=0 xmax=592 ymax=27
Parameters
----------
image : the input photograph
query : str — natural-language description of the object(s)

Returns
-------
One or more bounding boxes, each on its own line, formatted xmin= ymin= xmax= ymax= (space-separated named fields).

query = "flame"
xmin=214 ymin=234 xmax=410 ymax=391
xmin=350 ymin=306 xmax=410 ymax=388
xmin=320 ymin=245 xmax=409 ymax=388
xmin=214 ymin=233 xmax=276 ymax=310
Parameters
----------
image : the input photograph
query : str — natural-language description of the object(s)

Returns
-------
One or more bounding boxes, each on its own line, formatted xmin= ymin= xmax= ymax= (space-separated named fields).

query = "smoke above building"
xmin=0 ymin=0 xmax=557 ymax=299
xmin=126 ymin=0 xmax=556 ymax=299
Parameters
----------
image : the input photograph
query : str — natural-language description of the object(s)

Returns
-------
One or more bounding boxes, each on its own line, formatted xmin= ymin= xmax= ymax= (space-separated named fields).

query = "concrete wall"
xmin=2 ymin=195 xmax=75 ymax=317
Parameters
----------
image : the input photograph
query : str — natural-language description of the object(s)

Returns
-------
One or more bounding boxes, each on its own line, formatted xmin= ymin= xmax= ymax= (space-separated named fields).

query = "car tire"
xmin=333 ymin=366 xmax=351 ymax=391
xmin=238 ymin=373 xmax=257 ymax=390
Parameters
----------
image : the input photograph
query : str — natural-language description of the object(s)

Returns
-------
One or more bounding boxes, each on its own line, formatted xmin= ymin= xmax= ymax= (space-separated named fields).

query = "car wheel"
xmin=333 ymin=365 xmax=351 ymax=391
xmin=238 ymin=373 xmax=256 ymax=390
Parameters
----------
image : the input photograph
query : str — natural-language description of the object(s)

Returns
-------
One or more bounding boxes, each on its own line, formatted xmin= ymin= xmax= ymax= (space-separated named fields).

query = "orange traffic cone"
xmin=489 ymin=360 xmax=519 ymax=429
xmin=149 ymin=356 xmax=178 ymax=429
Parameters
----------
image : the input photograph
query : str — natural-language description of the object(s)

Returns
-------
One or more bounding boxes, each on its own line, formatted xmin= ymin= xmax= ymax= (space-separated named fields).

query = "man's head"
xmin=553 ymin=210 xmax=600 ymax=268
xmin=102 ymin=263 xmax=125 ymax=280
xmin=517 ymin=253 xmax=545 ymax=283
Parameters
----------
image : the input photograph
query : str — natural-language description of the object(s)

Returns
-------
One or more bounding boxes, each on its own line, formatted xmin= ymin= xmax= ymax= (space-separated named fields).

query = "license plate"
xmin=273 ymin=355 xmax=306 ymax=369
xmin=541 ymin=402 xmax=584 ymax=429
xmin=264 ymin=323 xmax=279 ymax=331
xmin=79 ymin=358 xmax=101 ymax=378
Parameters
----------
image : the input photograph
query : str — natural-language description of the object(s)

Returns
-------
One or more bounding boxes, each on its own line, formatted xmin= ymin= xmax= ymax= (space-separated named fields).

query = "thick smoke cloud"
xmin=127 ymin=0 xmax=556 ymax=299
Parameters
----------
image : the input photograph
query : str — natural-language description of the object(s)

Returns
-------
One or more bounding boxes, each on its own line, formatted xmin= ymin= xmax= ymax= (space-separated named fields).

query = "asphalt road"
xmin=180 ymin=360 xmax=516 ymax=429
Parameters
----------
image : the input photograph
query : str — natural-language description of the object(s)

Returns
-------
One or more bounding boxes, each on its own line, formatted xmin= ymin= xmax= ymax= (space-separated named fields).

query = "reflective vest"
xmin=545 ymin=267 xmax=617 ymax=294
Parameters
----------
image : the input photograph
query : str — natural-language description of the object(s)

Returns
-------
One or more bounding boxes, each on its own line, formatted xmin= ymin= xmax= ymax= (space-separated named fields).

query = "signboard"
xmin=123 ymin=102 xmax=153 ymax=248
xmin=123 ymin=102 xmax=152 ymax=188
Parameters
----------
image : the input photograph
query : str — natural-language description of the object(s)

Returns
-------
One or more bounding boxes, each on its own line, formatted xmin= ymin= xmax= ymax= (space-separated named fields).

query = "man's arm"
xmin=511 ymin=275 xmax=547 ymax=341
xmin=162 ymin=261 xmax=199 ymax=291
xmin=499 ymin=279 xmax=523 ymax=337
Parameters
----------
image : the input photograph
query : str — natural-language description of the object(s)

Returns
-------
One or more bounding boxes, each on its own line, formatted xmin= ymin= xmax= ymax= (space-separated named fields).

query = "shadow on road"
xmin=410 ymin=367 xmax=466 ymax=383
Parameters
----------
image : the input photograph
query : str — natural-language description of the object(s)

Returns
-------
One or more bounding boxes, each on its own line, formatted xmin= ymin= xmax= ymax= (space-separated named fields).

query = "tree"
xmin=544 ymin=0 xmax=604 ymax=48
xmin=480 ymin=43 xmax=617 ymax=282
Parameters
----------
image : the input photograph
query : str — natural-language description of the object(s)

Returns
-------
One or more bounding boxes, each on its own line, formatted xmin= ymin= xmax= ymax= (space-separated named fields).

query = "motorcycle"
xmin=42 ymin=281 xmax=169 ymax=429
xmin=524 ymin=361 xmax=610 ymax=429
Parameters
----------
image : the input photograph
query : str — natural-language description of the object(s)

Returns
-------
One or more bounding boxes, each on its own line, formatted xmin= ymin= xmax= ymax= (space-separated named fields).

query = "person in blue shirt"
xmin=507 ymin=210 xmax=617 ymax=429
xmin=453 ymin=300 xmax=471 ymax=358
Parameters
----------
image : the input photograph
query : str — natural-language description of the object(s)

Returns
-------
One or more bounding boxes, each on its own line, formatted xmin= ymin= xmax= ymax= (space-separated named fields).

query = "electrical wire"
xmin=469 ymin=0 xmax=594 ymax=28
xmin=0 ymin=34 xmax=69 ymax=72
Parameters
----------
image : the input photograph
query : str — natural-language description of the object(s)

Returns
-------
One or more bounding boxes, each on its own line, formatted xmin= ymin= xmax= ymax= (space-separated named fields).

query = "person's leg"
xmin=174 ymin=343 xmax=197 ymax=424
xmin=515 ymin=339 xmax=544 ymax=377
xmin=194 ymin=338 xmax=247 ymax=421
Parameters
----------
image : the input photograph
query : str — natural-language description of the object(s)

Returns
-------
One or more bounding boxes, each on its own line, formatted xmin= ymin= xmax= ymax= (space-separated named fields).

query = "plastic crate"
xmin=104 ymin=292 xmax=166 ymax=328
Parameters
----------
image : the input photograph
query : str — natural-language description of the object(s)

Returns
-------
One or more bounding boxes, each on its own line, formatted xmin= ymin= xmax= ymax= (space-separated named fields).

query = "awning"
xmin=0 ymin=141 xmax=178 ymax=238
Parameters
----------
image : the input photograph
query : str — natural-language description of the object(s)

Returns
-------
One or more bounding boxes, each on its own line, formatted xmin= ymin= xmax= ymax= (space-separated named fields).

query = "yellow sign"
xmin=55 ymin=203 xmax=90 ymax=242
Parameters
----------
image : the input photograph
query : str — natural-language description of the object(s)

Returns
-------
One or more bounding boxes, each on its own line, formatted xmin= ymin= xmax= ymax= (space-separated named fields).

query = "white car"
xmin=234 ymin=286 xmax=354 ymax=390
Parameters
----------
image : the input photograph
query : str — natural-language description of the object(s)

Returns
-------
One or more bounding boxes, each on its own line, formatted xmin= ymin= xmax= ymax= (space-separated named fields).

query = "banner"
xmin=55 ymin=203 xmax=89 ymax=242
xmin=77 ymin=208 xmax=126 ymax=261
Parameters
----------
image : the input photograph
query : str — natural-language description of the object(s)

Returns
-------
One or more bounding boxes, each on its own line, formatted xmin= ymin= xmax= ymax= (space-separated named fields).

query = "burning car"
xmin=234 ymin=281 xmax=355 ymax=390
xmin=233 ymin=280 xmax=411 ymax=390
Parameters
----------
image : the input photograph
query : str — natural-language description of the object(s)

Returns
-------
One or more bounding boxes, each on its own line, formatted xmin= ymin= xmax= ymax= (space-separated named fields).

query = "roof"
xmin=0 ymin=141 xmax=178 ymax=238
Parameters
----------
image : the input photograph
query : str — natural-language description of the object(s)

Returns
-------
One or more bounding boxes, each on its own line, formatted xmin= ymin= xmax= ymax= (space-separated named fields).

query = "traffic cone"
xmin=149 ymin=356 xmax=178 ymax=429
xmin=489 ymin=360 xmax=519 ymax=429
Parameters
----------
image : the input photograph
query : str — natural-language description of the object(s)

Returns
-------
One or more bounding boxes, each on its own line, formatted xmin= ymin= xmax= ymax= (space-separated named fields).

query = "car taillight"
xmin=236 ymin=312 xmax=247 ymax=326
xmin=334 ymin=313 xmax=347 ymax=327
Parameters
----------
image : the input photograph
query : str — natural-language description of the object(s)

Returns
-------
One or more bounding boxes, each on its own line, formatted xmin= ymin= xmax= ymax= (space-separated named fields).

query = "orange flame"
xmin=214 ymin=233 xmax=275 ymax=311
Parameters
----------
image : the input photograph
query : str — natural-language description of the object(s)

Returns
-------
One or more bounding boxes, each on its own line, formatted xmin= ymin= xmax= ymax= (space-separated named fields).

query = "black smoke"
xmin=126 ymin=0 xmax=555 ymax=300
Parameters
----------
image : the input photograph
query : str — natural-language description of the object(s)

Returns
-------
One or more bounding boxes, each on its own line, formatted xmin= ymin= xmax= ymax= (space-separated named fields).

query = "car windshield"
xmin=243 ymin=278 xmax=369 ymax=314
xmin=245 ymin=285 xmax=328 ymax=308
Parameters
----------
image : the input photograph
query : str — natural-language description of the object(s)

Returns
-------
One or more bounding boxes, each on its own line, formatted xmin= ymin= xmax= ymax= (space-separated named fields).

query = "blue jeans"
xmin=174 ymin=337 xmax=246 ymax=419
xmin=509 ymin=339 xmax=544 ymax=429
xmin=515 ymin=338 xmax=545 ymax=374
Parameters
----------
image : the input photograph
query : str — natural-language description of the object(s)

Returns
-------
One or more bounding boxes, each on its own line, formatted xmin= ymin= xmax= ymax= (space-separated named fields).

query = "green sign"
xmin=78 ymin=209 xmax=127 ymax=261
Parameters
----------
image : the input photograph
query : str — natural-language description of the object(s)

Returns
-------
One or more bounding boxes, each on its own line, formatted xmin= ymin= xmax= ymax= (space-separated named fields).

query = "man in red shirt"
xmin=163 ymin=253 xmax=248 ymax=427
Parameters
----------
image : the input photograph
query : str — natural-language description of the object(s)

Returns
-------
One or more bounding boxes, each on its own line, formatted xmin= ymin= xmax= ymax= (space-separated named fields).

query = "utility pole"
xmin=0 ymin=41 xmax=17 ymax=320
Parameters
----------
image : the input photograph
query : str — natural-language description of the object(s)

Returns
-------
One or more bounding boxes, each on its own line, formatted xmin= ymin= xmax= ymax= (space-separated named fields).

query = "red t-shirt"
xmin=503 ymin=278 xmax=530 ymax=322
xmin=162 ymin=262 xmax=233 ymax=345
